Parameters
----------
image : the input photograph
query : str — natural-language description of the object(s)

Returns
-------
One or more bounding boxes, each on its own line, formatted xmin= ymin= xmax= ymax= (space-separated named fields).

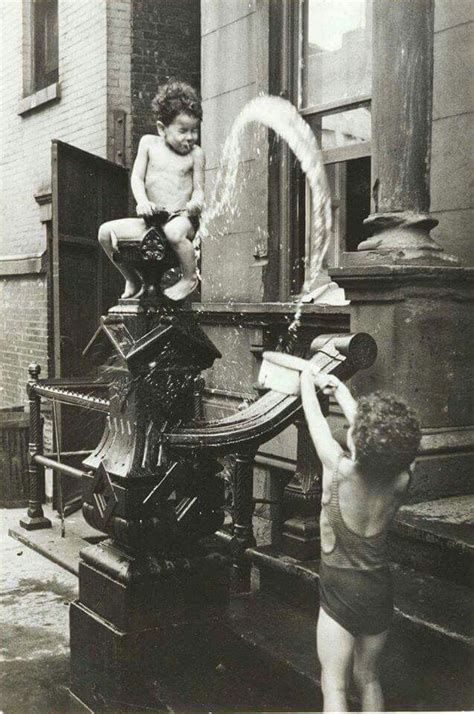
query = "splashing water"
xmin=195 ymin=95 xmax=333 ymax=350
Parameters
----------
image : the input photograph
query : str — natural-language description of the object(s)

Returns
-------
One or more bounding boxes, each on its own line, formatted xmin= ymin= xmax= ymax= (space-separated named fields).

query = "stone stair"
xmin=219 ymin=494 xmax=474 ymax=711
xmin=9 ymin=497 xmax=474 ymax=710
xmin=389 ymin=495 xmax=474 ymax=588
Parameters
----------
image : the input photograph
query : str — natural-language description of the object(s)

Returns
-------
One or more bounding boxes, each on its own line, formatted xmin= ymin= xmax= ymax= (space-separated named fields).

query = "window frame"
xmin=20 ymin=0 xmax=60 ymax=114
xmin=267 ymin=0 xmax=373 ymax=298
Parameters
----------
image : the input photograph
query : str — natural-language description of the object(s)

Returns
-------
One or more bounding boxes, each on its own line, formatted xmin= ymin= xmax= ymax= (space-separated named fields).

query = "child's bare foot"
xmin=163 ymin=276 xmax=198 ymax=301
xmin=121 ymin=278 xmax=142 ymax=299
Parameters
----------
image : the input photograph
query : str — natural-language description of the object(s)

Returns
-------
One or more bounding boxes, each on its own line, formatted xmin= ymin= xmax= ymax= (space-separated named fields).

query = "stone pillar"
xmin=20 ymin=364 xmax=52 ymax=531
xmin=332 ymin=0 xmax=474 ymax=502
xmin=357 ymin=0 xmax=449 ymax=261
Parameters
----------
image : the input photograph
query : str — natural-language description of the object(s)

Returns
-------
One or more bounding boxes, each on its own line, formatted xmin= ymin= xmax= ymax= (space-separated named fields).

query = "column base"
xmin=357 ymin=212 xmax=457 ymax=264
xmin=19 ymin=514 xmax=52 ymax=530
xmin=330 ymin=263 xmax=474 ymax=501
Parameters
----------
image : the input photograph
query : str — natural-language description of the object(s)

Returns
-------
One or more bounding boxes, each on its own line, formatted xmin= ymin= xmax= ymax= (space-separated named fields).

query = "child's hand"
xmin=136 ymin=200 xmax=157 ymax=217
xmin=313 ymin=370 xmax=341 ymax=396
xmin=185 ymin=199 xmax=202 ymax=217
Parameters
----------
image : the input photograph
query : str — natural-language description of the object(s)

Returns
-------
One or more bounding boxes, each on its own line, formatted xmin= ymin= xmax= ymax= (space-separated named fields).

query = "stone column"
xmin=357 ymin=0 xmax=450 ymax=262
xmin=331 ymin=0 xmax=474 ymax=502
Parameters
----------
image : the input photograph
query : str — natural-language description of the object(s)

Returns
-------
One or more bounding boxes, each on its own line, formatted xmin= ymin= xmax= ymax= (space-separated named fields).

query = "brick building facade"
xmin=2 ymin=1 xmax=473 ymax=708
xmin=0 ymin=0 xmax=199 ymax=407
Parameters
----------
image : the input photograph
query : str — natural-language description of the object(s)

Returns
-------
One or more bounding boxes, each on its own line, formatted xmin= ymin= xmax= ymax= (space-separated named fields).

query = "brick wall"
xmin=431 ymin=0 xmax=474 ymax=264
xmin=0 ymin=0 xmax=109 ymax=258
xmin=0 ymin=0 xmax=132 ymax=407
xmin=0 ymin=275 xmax=48 ymax=407
xmin=130 ymin=0 xmax=201 ymax=157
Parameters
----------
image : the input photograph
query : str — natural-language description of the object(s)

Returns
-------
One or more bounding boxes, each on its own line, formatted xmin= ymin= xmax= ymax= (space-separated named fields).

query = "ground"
xmin=0 ymin=509 xmax=80 ymax=714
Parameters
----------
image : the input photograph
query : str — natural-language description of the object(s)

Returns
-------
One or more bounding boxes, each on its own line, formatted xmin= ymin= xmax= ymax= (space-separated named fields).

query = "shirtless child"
xmin=98 ymin=80 xmax=204 ymax=301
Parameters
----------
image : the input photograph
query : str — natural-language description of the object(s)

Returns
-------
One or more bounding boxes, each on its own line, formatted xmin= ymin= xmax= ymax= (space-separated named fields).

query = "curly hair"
xmin=352 ymin=392 xmax=421 ymax=478
xmin=151 ymin=80 xmax=202 ymax=126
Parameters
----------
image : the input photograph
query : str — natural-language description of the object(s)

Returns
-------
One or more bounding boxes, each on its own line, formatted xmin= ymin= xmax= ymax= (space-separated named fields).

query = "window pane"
xmin=308 ymin=105 xmax=371 ymax=149
xmin=34 ymin=0 xmax=58 ymax=91
xmin=302 ymin=0 xmax=372 ymax=108
xmin=325 ymin=157 xmax=370 ymax=254
xmin=345 ymin=156 xmax=371 ymax=250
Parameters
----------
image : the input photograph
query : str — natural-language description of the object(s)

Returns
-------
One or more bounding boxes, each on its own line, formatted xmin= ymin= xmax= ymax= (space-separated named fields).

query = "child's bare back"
xmin=300 ymin=368 xmax=421 ymax=712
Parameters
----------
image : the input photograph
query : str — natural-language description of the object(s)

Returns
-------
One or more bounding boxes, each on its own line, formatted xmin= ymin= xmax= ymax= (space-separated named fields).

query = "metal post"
xmin=281 ymin=416 xmax=322 ymax=560
xmin=192 ymin=375 xmax=205 ymax=421
xmin=20 ymin=364 xmax=52 ymax=531
xmin=230 ymin=452 xmax=256 ymax=593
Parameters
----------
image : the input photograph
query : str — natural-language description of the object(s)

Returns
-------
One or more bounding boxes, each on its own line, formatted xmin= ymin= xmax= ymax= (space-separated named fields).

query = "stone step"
xmin=389 ymin=495 xmax=474 ymax=588
xmin=250 ymin=545 xmax=473 ymax=642
xmin=247 ymin=545 xmax=473 ymax=709
xmin=225 ymin=576 xmax=473 ymax=711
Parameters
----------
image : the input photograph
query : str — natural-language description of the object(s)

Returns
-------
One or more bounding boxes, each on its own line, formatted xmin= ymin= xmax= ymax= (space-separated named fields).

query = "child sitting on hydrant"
xmin=300 ymin=366 xmax=421 ymax=712
xmin=99 ymin=79 xmax=204 ymax=301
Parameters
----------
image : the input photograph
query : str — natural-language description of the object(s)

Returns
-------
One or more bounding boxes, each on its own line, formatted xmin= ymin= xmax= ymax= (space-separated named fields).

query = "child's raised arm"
xmin=131 ymin=136 xmax=156 ymax=216
xmin=318 ymin=373 xmax=358 ymax=427
xmin=186 ymin=147 xmax=205 ymax=216
xmin=300 ymin=366 xmax=343 ymax=469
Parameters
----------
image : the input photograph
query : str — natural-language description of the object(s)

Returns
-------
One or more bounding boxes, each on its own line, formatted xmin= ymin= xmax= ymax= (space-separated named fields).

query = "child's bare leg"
xmin=353 ymin=629 xmax=388 ymax=711
xmin=98 ymin=218 xmax=146 ymax=299
xmin=317 ymin=607 xmax=355 ymax=712
xmin=162 ymin=216 xmax=198 ymax=301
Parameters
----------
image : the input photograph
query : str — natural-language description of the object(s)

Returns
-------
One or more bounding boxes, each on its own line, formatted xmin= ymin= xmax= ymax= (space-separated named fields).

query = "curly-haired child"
xmin=99 ymin=80 xmax=204 ymax=301
xmin=300 ymin=367 xmax=421 ymax=712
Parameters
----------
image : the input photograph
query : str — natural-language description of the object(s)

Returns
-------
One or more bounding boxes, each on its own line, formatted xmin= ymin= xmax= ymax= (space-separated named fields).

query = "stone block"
xmin=202 ymin=84 xmax=263 ymax=169
xmin=434 ymin=0 xmax=473 ymax=31
xmin=431 ymin=208 xmax=474 ymax=265
xmin=433 ymin=22 xmax=474 ymax=119
xmin=204 ymin=157 xmax=268 ymax=237
xmin=430 ymin=113 xmax=474 ymax=212
xmin=199 ymin=325 xmax=258 ymax=395
xmin=202 ymin=0 xmax=256 ymax=36
xmin=332 ymin=265 xmax=474 ymax=500
xmin=202 ymin=13 xmax=256 ymax=100
xmin=201 ymin=230 xmax=264 ymax=302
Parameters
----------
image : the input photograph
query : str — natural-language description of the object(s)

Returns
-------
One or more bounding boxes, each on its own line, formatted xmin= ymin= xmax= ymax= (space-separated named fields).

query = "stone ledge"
xmin=18 ymin=82 xmax=61 ymax=116
xmin=0 ymin=252 xmax=47 ymax=276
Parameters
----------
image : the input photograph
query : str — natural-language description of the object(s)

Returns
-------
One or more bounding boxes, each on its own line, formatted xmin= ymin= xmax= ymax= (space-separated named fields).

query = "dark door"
xmin=51 ymin=140 xmax=129 ymax=513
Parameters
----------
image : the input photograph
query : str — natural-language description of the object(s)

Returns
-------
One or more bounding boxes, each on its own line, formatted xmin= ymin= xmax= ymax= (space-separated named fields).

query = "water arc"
xmin=198 ymin=95 xmax=333 ymax=294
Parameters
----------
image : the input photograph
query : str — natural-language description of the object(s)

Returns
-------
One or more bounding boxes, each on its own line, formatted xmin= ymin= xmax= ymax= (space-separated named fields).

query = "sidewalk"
xmin=0 ymin=508 xmax=81 ymax=714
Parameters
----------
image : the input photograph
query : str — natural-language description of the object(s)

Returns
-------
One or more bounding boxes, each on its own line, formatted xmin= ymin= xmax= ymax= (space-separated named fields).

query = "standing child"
xmin=99 ymin=80 xmax=205 ymax=301
xmin=300 ymin=367 xmax=421 ymax=712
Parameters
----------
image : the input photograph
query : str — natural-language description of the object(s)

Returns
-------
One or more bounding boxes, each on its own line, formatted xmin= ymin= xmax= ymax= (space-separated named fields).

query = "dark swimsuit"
xmin=318 ymin=456 xmax=402 ymax=636
xmin=140 ymin=210 xmax=199 ymax=262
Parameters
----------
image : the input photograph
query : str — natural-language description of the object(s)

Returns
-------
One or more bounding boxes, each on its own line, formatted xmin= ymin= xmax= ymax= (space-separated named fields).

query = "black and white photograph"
xmin=0 ymin=0 xmax=472 ymax=711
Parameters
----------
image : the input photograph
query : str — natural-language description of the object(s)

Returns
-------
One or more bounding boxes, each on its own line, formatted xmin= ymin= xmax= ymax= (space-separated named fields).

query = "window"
xmin=288 ymin=0 xmax=373 ymax=293
xmin=32 ymin=0 xmax=58 ymax=91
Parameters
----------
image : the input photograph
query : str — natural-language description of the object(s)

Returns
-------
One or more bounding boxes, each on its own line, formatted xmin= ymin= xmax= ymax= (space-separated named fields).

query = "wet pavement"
xmin=0 ymin=509 xmax=81 ymax=714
